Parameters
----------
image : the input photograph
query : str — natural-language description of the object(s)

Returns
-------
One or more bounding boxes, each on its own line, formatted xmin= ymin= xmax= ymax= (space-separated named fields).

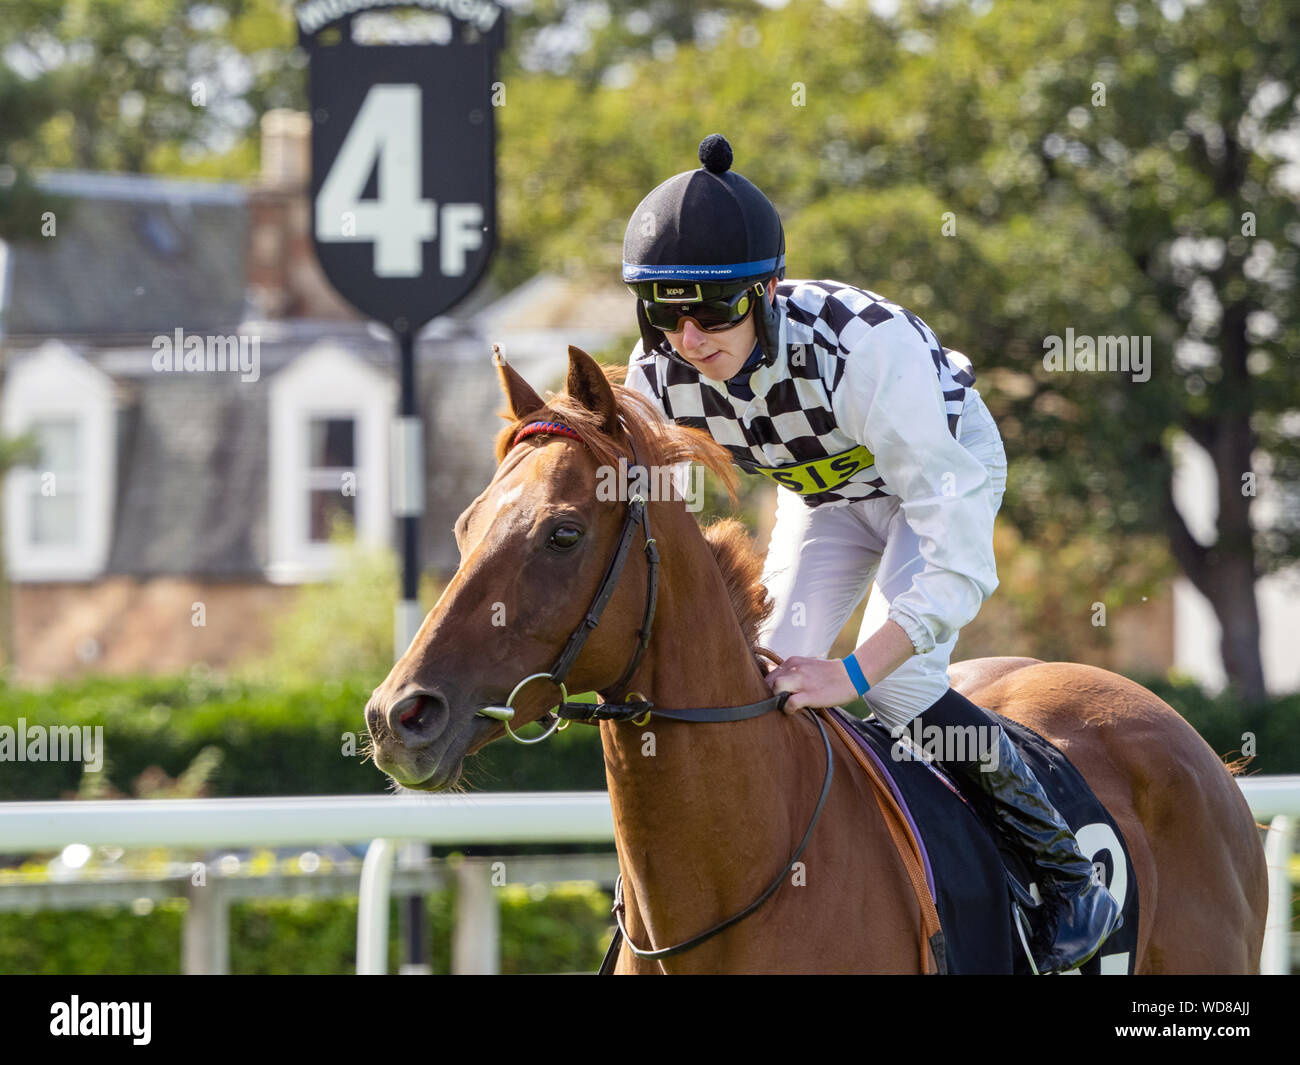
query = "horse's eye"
xmin=549 ymin=525 xmax=583 ymax=551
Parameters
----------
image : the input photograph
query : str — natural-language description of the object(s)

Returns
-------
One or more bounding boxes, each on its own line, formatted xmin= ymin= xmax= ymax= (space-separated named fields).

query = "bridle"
xmin=474 ymin=418 xmax=835 ymax=974
xmin=475 ymin=419 xmax=663 ymax=742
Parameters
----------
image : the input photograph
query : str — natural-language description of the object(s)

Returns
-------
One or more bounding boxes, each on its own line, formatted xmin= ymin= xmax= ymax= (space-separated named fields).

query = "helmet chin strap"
xmin=752 ymin=280 xmax=782 ymax=368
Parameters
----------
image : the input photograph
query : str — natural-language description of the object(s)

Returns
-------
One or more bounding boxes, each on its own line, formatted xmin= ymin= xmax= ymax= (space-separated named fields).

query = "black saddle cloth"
xmin=832 ymin=706 xmax=1139 ymax=975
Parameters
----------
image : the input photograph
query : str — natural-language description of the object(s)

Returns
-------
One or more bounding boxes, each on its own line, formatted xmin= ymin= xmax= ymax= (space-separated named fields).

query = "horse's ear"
xmin=496 ymin=357 xmax=545 ymax=420
xmin=566 ymin=346 xmax=621 ymax=436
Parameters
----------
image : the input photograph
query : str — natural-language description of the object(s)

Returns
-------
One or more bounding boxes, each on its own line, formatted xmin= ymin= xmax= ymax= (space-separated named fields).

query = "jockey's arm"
xmin=833 ymin=316 xmax=1000 ymax=676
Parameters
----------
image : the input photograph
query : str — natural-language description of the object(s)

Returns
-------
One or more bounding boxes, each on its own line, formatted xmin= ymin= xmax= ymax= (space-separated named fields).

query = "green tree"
xmin=495 ymin=0 xmax=1300 ymax=699
xmin=872 ymin=0 xmax=1300 ymax=702
xmin=0 ymin=0 xmax=299 ymax=225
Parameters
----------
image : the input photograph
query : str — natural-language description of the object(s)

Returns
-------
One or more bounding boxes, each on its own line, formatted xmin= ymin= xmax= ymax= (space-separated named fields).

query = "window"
xmin=268 ymin=343 xmax=393 ymax=581
xmin=28 ymin=418 xmax=81 ymax=546
xmin=2 ymin=342 xmax=115 ymax=580
xmin=307 ymin=416 xmax=357 ymax=542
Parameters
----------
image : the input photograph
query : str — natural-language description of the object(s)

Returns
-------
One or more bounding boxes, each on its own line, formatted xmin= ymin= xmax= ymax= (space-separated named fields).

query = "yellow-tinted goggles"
xmin=642 ymin=283 xmax=761 ymax=333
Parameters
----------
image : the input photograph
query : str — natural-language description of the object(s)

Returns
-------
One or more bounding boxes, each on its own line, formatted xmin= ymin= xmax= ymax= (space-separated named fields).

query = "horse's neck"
xmin=599 ymin=513 xmax=819 ymax=965
xmin=613 ymin=509 xmax=772 ymax=712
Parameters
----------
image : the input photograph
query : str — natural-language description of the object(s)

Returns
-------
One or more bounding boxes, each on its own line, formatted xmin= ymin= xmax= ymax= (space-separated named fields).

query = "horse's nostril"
xmin=388 ymin=691 xmax=448 ymax=747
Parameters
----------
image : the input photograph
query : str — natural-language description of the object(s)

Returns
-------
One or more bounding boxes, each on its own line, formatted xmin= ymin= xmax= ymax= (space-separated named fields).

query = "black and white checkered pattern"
xmin=629 ymin=279 xmax=976 ymax=508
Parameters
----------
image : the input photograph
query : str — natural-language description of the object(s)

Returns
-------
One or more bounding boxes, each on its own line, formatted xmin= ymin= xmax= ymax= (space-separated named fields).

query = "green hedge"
xmin=0 ymin=673 xmax=605 ymax=801
xmin=0 ymin=882 xmax=613 ymax=975
xmin=0 ymin=670 xmax=1295 ymax=804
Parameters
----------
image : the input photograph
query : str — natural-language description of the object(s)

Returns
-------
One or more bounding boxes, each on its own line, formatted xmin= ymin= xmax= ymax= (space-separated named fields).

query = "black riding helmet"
xmin=623 ymin=134 xmax=785 ymax=368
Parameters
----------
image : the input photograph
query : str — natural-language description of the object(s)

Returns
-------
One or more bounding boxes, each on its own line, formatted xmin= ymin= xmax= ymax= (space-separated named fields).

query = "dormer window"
xmin=28 ymin=418 xmax=81 ymax=546
xmin=2 ymin=342 xmax=115 ymax=581
xmin=267 ymin=342 xmax=392 ymax=581
xmin=308 ymin=416 xmax=357 ymax=542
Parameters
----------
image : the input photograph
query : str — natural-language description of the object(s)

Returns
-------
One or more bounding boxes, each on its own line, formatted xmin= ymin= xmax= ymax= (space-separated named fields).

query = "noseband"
xmin=475 ymin=417 xmax=833 ymax=973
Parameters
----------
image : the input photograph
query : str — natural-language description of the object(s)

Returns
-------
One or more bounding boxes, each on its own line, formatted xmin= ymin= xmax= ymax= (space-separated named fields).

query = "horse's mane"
xmin=494 ymin=367 xmax=773 ymax=649
xmin=698 ymin=515 xmax=773 ymax=652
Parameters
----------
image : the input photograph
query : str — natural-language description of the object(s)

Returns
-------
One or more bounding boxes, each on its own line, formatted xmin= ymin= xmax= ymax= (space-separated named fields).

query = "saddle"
xmin=816 ymin=704 xmax=1140 ymax=975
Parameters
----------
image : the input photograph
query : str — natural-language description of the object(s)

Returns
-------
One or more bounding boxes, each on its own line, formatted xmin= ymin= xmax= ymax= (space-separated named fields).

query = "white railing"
xmin=0 ymin=780 xmax=1294 ymax=974
xmin=0 ymin=792 xmax=615 ymax=975
xmin=0 ymin=792 xmax=616 ymax=849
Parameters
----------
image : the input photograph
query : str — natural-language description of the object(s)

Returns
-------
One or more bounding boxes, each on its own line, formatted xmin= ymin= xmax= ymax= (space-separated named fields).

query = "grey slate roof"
xmin=3 ymin=171 xmax=247 ymax=337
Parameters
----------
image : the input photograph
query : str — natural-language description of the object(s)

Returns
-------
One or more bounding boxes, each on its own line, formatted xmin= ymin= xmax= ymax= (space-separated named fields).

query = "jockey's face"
xmin=662 ymin=278 xmax=777 ymax=381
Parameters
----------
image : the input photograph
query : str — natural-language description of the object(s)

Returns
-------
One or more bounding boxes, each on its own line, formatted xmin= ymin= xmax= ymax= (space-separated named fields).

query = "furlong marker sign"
xmin=298 ymin=0 xmax=503 ymax=332
xmin=295 ymin=0 xmax=505 ymax=976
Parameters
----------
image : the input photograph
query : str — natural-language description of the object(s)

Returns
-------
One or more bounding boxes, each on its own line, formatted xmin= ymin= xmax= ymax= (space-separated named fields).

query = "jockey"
xmin=621 ymin=133 xmax=1121 ymax=974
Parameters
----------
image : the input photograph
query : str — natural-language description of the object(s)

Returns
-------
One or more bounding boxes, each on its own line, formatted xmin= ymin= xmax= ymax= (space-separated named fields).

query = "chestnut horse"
xmin=364 ymin=346 xmax=1267 ymax=974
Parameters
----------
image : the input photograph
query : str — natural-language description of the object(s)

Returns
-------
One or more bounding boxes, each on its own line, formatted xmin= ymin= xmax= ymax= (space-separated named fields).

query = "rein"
xmin=476 ymin=419 xmax=835 ymax=974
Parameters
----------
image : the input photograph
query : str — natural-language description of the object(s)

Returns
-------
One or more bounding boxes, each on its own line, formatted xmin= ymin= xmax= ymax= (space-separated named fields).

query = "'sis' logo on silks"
xmin=752 ymin=445 xmax=875 ymax=495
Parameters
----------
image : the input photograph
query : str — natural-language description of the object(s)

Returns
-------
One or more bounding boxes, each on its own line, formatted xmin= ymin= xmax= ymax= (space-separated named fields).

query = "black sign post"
xmin=299 ymin=0 xmax=504 ymax=975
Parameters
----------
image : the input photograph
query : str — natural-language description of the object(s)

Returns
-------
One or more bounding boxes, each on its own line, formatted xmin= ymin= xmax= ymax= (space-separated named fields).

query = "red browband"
xmin=513 ymin=420 xmax=582 ymax=447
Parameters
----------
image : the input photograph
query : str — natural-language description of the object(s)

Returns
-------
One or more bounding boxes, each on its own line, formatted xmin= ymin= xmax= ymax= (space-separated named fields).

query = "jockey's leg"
xmin=860 ymin=589 xmax=1122 ymax=971
xmin=756 ymin=488 xmax=881 ymax=661
xmin=909 ymin=687 xmax=1124 ymax=973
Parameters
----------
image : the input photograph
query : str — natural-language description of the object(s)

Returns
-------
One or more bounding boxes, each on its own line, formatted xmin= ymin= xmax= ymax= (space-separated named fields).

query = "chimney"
xmin=245 ymin=109 xmax=354 ymax=321
xmin=260 ymin=109 xmax=311 ymax=190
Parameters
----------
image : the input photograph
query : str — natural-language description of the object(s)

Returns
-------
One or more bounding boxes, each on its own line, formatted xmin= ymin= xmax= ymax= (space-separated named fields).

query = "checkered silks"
xmin=630 ymin=280 xmax=976 ymax=508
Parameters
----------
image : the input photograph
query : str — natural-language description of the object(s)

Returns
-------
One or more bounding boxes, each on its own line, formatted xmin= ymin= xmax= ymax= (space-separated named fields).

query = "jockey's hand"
xmin=764 ymin=656 xmax=859 ymax=711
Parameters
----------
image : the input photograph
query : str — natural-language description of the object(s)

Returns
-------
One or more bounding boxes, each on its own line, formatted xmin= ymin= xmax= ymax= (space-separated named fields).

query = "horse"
xmin=363 ymin=345 xmax=1268 ymax=973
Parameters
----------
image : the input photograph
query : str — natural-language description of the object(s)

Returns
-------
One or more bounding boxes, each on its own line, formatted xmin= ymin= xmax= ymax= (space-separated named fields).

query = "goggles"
xmin=638 ymin=281 xmax=764 ymax=333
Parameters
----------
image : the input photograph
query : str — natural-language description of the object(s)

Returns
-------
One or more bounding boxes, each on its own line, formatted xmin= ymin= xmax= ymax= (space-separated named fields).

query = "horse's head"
xmin=364 ymin=345 xmax=734 ymax=790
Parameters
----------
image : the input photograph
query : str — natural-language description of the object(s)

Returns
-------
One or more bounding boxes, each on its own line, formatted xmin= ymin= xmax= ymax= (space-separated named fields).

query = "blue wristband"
xmin=842 ymin=654 xmax=871 ymax=697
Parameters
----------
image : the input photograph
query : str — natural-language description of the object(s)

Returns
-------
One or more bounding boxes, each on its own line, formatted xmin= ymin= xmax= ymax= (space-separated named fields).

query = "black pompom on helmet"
xmin=623 ymin=134 xmax=785 ymax=367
